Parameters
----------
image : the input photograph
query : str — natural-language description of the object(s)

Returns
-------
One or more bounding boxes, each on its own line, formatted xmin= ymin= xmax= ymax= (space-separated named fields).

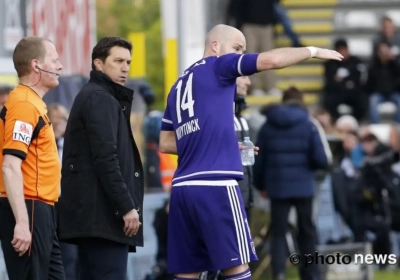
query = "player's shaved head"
xmin=203 ymin=24 xmax=246 ymax=57
xmin=205 ymin=24 xmax=234 ymax=46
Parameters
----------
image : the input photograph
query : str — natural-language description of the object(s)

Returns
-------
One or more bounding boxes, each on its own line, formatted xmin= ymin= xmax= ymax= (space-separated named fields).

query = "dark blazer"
xmin=57 ymin=71 xmax=144 ymax=250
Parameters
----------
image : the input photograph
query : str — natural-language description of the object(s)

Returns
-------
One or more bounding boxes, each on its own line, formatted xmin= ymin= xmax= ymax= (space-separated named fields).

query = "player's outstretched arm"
xmin=257 ymin=47 xmax=343 ymax=71
xmin=159 ymin=131 xmax=177 ymax=155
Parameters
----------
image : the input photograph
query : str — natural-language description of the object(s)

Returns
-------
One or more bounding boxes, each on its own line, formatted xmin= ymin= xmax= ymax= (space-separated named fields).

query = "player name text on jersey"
xmin=176 ymin=118 xmax=200 ymax=140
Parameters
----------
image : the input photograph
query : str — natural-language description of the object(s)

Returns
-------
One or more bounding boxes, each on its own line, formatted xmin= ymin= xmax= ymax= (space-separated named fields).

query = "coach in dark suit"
xmin=57 ymin=37 xmax=144 ymax=279
xmin=253 ymin=87 xmax=332 ymax=280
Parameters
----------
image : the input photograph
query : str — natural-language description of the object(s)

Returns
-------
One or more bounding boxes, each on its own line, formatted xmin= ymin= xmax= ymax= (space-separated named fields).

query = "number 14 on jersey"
xmin=174 ymin=72 xmax=201 ymax=140
xmin=176 ymin=73 xmax=195 ymax=124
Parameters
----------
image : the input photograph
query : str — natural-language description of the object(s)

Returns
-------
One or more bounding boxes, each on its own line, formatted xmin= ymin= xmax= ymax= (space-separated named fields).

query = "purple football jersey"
xmin=161 ymin=53 xmax=259 ymax=184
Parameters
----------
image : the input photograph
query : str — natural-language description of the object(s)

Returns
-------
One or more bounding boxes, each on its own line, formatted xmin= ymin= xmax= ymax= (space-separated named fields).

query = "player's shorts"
xmin=167 ymin=180 xmax=258 ymax=274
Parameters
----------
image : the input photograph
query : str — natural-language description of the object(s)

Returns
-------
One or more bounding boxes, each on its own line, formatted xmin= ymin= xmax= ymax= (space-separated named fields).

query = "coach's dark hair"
xmin=13 ymin=37 xmax=48 ymax=77
xmin=91 ymin=37 xmax=132 ymax=70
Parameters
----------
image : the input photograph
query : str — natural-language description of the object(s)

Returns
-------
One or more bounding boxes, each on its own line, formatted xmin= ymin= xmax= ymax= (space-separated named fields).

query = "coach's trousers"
xmin=78 ymin=238 xmax=129 ymax=280
xmin=60 ymin=242 xmax=79 ymax=280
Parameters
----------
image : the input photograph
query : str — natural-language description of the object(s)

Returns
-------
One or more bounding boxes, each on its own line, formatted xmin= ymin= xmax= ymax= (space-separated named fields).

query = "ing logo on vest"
xmin=12 ymin=120 xmax=33 ymax=145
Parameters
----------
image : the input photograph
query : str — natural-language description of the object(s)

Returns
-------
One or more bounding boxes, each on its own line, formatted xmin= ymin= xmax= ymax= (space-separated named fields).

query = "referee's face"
xmin=41 ymin=41 xmax=63 ymax=89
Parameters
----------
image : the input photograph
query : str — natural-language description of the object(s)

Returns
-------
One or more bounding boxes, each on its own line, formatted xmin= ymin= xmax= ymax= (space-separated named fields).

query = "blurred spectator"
xmin=322 ymin=39 xmax=366 ymax=121
xmin=373 ymin=16 xmax=400 ymax=59
xmin=389 ymin=125 xmax=400 ymax=151
xmin=0 ymin=84 xmax=12 ymax=111
xmin=226 ymin=0 xmax=243 ymax=29
xmin=228 ymin=0 xmax=302 ymax=47
xmin=274 ymin=0 xmax=303 ymax=47
xmin=48 ymin=104 xmax=79 ymax=280
xmin=158 ymin=152 xmax=176 ymax=192
xmin=48 ymin=103 xmax=69 ymax=124
xmin=390 ymin=126 xmax=400 ymax=174
xmin=358 ymin=125 xmax=371 ymax=139
xmin=312 ymin=108 xmax=338 ymax=136
xmin=137 ymin=80 xmax=156 ymax=106
xmin=154 ymin=200 xmax=169 ymax=263
xmin=144 ymin=199 xmax=172 ymax=280
xmin=236 ymin=0 xmax=277 ymax=95
xmin=351 ymin=132 xmax=400 ymax=263
xmin=143 ymin=110 xmax=163 ymax=189
xmin=329 ymin=131 xmax=360 ymax=235
xmin=253 ymin=87 xmax=332 ymax=280
xmin=235 ymin=76 xmax=254 ymax=220
xmin=367 ymin=42 xmax=400 ymax=123
xmin=48 ymin=104 xmax=68 ymax=158
xmin=143 ymin=110 xmax=177 ymax=192
xmin=340 ymin=132 xmax=361 ymax=177
xmin=336 ymin=115 xmax=359 ymax=136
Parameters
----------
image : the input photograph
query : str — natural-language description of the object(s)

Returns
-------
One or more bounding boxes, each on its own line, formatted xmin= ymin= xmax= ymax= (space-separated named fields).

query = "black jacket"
xmin=57 ymin=71 xmax=144 ymax=249
xmin=366 ymin=60 xmax=400 ymax=96
xmin=323 ymin=56 xmax=364 ymax=95
xmin=237 ymin=0 xmax=275 ymax=26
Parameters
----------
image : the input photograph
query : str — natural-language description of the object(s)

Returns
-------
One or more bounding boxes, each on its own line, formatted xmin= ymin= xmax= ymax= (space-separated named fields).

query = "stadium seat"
xmin=369 ymin=123 xmax=394 ymax=144
xmin=377 ymin=102 xmax=397 ymax=118
xmin=386 ymin=11 xmax=400 ymax=27
xmin=347 ymin=38 xmax=373 ymax=57
xmin=337 ymin=104 xmax=353 ymax=115
xmin=344 ymin=11 xmax=378 ymax=29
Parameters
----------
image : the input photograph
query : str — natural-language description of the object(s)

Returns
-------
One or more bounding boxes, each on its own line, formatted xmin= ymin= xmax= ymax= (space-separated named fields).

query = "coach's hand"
xmin=12 ymin=222 xmax=31 ymax=256
xmin=314 ymin=48 xmax=344 ymax=61
xmin=123 ymin=209 xmax=141 ymax=237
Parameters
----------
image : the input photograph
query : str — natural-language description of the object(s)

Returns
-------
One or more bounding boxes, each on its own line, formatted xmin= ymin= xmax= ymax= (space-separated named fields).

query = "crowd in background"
xmin=323 ymin=16 xmax=400 ymax=124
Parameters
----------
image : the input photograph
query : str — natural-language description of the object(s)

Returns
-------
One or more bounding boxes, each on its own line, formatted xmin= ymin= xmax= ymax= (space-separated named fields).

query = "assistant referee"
xmin=0 ymin=37 xmax=64 ymax=280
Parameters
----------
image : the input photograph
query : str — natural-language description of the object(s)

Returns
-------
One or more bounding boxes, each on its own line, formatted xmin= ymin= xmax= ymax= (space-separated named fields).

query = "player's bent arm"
xmin=256 ymin=47 xmax=343 ymax=71
xmin=2 ymin=155 xmax=29 ymax=224
xmin=159 ymin=131 xmax=177 ymax=155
